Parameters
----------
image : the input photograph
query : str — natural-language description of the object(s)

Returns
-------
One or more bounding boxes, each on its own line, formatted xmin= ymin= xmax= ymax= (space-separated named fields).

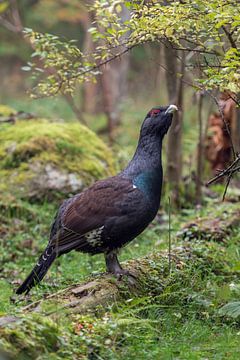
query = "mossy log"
xmin=19 ymin=253 xmax=171 ymax=315
xmin=3 ymin=207 xmax=238 ymax=318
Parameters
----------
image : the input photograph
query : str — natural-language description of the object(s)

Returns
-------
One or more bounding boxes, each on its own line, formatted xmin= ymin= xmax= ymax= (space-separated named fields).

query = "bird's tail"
xmin=16 ymin=247 xmax=56 ymax=295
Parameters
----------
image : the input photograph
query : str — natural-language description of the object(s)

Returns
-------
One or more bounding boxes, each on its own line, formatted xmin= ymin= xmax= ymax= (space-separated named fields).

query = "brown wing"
xmin=49 ymin=176 xmax=138 ymax=253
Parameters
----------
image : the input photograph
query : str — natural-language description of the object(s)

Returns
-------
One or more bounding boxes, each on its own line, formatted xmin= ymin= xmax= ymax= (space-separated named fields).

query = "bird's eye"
xmin=149 ymin=109 xmax=161 ymax=117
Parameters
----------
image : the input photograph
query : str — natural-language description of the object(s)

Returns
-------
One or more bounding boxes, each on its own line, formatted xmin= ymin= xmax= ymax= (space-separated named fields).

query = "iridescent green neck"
xmin=133 ymin=168 xmax=162 ymax=201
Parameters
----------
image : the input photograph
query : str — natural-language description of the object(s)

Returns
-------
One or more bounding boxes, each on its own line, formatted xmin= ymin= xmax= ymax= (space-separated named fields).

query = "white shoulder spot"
xmin=133 ymin=184 xmax=137 ymax=189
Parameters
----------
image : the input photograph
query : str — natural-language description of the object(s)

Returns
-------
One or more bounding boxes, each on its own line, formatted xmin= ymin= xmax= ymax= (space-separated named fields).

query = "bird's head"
xmin=140 ymin=104 xmax=178 ymax=138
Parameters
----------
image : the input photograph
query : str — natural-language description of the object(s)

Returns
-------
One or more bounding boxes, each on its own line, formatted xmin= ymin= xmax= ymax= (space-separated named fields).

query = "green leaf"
xmin=115 ymin=4 xmax=122 ymax=13
xmin=219 ymin=302 xmax=240 ymax=318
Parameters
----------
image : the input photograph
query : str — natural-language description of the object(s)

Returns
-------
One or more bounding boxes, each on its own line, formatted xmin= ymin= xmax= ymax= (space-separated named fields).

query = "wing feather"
xmin=48 ymin=176 xmax=139 ymax=253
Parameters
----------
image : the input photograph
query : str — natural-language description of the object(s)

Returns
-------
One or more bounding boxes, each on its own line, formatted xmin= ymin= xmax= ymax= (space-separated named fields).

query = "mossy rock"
xmin=0 ymin=117 xmax=115 ymax=202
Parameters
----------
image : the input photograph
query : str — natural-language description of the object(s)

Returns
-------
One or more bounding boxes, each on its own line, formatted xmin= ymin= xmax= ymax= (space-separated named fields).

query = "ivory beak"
xmin=165 ymin=104 xmax=178 ymax=114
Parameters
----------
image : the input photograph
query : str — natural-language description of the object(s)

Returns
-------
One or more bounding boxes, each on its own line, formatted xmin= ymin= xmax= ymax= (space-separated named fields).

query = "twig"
xmin=222 ymin=174 xmax=232 ymax=201
xmin=222 ymin=25 xmax=237 ymax=49
xmin=20 ymin=286 xmax=75 ymax=311
xmin=225 ymin=92 xmax=240 ymax=108
xmin=73 ymin=45 xmax=135 ymax=80
xmin=148 ymin=57 xmax=201 ymax=90
xmin=207 ymin=155 xmax=240 ymax=185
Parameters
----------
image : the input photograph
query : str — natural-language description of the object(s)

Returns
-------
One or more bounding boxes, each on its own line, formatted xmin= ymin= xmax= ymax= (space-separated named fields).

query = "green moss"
xmin=3 ymin=137 xmax=56 ymax=169
xmin=0 ymin=315 xmax=63 ymax=359
xmin=0 ymin=105 xmax=16 ymax=117
xmin=0 ymin=113 xmax=115 ymax=201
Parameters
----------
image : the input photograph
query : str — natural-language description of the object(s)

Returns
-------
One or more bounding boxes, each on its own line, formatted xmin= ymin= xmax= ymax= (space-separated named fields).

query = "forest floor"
xmin=1 ymin=188 xmax=240 ymax=359
xmin=1 ymin=97 xmax=240 ymax=359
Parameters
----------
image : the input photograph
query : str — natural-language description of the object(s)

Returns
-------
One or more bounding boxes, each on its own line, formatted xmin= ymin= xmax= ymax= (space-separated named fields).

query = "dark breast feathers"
xmin=48 ymin=176 xmax=158 ymax=255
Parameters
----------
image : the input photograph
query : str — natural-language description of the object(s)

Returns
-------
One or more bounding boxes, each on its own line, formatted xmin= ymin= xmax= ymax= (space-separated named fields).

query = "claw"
xmin=115 ymin=269 xmax=137 ymax=286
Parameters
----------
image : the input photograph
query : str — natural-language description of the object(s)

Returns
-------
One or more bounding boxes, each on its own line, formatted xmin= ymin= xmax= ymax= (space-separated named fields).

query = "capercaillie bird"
xmin=16 ymin=104 xmax=178 ymax=294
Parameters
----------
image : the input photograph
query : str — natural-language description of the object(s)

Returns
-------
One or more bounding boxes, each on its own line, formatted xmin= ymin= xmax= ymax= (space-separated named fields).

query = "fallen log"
xmin=18 ymin=251 xmax=173 ymax=315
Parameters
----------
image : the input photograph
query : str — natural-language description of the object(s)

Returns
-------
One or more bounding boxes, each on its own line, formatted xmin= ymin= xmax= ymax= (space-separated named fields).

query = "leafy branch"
xmin=20 ymin=0 xmax=239 ymax=100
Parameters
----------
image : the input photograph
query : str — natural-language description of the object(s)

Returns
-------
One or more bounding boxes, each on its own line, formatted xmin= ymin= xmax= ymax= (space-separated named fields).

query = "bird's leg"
xmin=105 ymin=250 xmax=136 ymax=280
xmin=105 ymin=250 xmax=123 ymax=275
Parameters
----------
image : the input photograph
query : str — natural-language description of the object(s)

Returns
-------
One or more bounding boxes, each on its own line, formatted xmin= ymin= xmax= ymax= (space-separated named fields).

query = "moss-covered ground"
xmin=1 ymin=193 xmax=240 ymax=359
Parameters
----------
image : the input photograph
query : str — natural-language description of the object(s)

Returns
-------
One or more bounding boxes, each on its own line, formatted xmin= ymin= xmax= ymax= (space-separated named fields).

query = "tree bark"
xmin=236 ymin=107 xmax=240 ymax=153
xmin=82 ymin=10 xmax=98 ymax=114
xmin=99 ymin=5 xmax=130 ymax=143
xmin=155 ymin=44 xmax=165 ymax=90
xmin=231 ymin=100 xmax=240 ymax=154
xmin=64 ymin=93 xmax=86 ymax=124
xmin=196 ymin=92 xmax=204 ymax=204
xmin=165 ymin=47 xmax=185 ymax=206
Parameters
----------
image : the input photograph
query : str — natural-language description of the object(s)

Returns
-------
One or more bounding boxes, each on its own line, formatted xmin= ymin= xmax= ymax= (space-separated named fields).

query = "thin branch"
xmin=68 ymin=36 xmax=218 ymax=91
xmin=57 ymin=45 xmax=135 ymax=91
xmin=225 ymin=92 xmax=240 ymax=107
xmin=207 ymin=155 xmax=240 ymax=185
xmin=222 ymin=174 xmax=232 ymax=201
xmin=222 ymin=25 xmax=237 ymax=49
xmin=148 ymin=57 xmax=201 ymax=90
xmin=161 ymin=37 xmax=218 ymax=55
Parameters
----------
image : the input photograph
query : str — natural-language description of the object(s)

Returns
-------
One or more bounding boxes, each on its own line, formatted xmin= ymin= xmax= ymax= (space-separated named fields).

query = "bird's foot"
xmin=115 ymin=268 xmax=134 ymax=278
xmin=111 ymin=268 xmax=137 ymax=285
xmin=105 ymin=251 xmax=137 ymax=284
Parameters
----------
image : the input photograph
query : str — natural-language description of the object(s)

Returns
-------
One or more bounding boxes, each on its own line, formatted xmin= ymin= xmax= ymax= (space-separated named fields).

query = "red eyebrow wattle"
xmin=150 ymin=109 xmax=161 ymax=116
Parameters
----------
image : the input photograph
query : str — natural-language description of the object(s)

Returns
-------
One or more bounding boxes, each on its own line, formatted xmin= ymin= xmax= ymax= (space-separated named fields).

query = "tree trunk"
xmin=82 ymin=11 xmax=98 ymax=114
xmin=232 ymin=101 xmax=240 ymax=154
xmin=196 ymin=92 xmax=204 ymax=204
xmin=64 ymin=93 xmax=86 ymax=124
xmin=165 ymin=47 xmax=185 ymax=205
xmin=100 ymin=67 xmax=116 ymax=143
xmin=99 ymin=5 xmax=130 ymax=143
xmin=155 ymin=44 xmax=165 ymax=90
xmin=236 ymin=107 xmax=240 ymax=153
